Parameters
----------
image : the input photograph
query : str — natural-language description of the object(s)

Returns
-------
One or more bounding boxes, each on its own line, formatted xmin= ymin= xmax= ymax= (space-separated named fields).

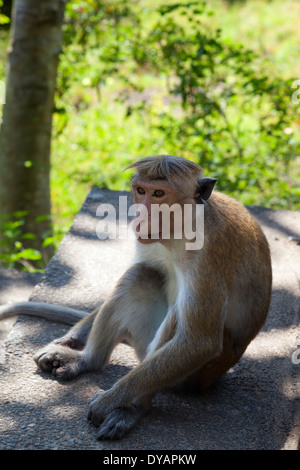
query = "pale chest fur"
xmin=133 ymin=241 xmax=185 ymax=306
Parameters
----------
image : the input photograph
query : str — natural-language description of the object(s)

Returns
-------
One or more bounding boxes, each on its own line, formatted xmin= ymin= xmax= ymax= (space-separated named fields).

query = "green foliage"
xmin=0 ymin=0 xmax=10 ymax=25
xmin=0 ymin=212 xmax=57 ymax=271
xmin=52 ymin=0 xmax=299 ymax=226
xmin=136 ymin=2 xmax=300 ymax=207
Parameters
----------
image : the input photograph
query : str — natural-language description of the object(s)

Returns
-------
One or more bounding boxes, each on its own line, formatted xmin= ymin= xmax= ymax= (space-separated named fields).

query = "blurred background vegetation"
xmin=0 ymin=0 xmax=299 ymax=270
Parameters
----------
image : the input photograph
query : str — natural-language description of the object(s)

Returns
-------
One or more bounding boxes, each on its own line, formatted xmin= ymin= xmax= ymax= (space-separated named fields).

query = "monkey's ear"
xmin=195 ymin=177 xmax=217 ymax=202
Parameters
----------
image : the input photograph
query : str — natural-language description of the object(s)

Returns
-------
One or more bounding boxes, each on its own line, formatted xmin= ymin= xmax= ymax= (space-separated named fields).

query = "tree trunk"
xmin=0 ymin=0 xmax=66 ymax=258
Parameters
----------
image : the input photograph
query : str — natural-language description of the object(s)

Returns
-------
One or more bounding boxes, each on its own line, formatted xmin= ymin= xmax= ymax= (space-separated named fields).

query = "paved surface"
xmin=0 ymin=268 xmax=42 ymax=342
xmin=0 ymin=187 xmax=299 ymax=450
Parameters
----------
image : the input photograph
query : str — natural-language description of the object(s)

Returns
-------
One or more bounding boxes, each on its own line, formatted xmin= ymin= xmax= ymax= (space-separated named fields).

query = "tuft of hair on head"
xmin=125 ymin=155 xmax=202 ymax=190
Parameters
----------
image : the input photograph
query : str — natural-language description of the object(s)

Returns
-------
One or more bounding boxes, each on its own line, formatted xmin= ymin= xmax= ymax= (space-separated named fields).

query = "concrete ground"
xmin=0 ymin=269 xmax=42 ymax=340
xmin=0 ymin=187 xmax=299 ymax=450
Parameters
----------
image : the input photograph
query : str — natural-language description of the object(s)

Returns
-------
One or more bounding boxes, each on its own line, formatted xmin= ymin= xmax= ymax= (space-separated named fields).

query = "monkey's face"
xmin=131 ymin=178 xmax=193 ymax=244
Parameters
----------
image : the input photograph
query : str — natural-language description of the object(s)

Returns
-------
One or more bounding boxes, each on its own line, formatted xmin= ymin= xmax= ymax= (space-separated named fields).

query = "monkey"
xmin=0 ymin=155 xmax=272 ymax=440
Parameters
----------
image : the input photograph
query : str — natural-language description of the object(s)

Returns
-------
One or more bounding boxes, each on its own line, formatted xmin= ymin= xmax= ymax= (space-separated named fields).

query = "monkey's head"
xmin=126 ymin=155 xmax=217 ymax=245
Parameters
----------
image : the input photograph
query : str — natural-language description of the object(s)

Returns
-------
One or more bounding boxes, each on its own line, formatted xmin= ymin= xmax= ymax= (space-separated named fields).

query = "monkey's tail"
xmin=0 ymin=301 xmax=87 ymax=326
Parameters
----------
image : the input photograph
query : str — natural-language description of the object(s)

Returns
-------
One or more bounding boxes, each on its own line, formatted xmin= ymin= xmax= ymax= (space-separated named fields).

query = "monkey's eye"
xmin=153 ymin=190 xmax=165 ymax=198
xmin=137 ymin=187 xmax=145 ymax=195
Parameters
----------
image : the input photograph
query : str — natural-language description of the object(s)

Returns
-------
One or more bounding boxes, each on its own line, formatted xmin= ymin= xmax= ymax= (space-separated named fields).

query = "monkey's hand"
xmin=87 ymin=390 xmax=148 ymax=440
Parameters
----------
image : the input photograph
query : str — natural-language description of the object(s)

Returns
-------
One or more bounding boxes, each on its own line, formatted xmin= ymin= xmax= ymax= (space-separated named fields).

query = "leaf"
xmin=21 ymin=233 xmax=37 ymax=240
xmin=12 ymin=211 xmax=28 ymax=218
xmin=0 ymin=13 xmax=10 ymax=25
xmin=42 ymin=236 xmax=57 ymax=248
xmin=35 ymin=215 xmax=51 ymax=223
xmin=13 ymin=249 xmax=42 ymax=261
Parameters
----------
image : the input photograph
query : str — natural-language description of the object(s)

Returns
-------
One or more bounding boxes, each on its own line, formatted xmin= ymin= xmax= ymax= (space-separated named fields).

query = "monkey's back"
xmin=206 ymin=191 xmax=271 ymax=267
xmin=205 ymin=191 xmax=272 ymax=344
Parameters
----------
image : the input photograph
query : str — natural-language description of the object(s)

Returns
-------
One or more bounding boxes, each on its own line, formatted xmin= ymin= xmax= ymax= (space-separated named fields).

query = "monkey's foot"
xmin=34 ymin=343 xmax=84 ymax=380
xmin=96 ymin=406 xmax=143 ymax=440
xmin=54 ymin=336 xmax=85 ymax=350
xmin=87 ymin=392 xmax=148 ymax=440
xmin=87 ymin=391 xmax=112 ymax=426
